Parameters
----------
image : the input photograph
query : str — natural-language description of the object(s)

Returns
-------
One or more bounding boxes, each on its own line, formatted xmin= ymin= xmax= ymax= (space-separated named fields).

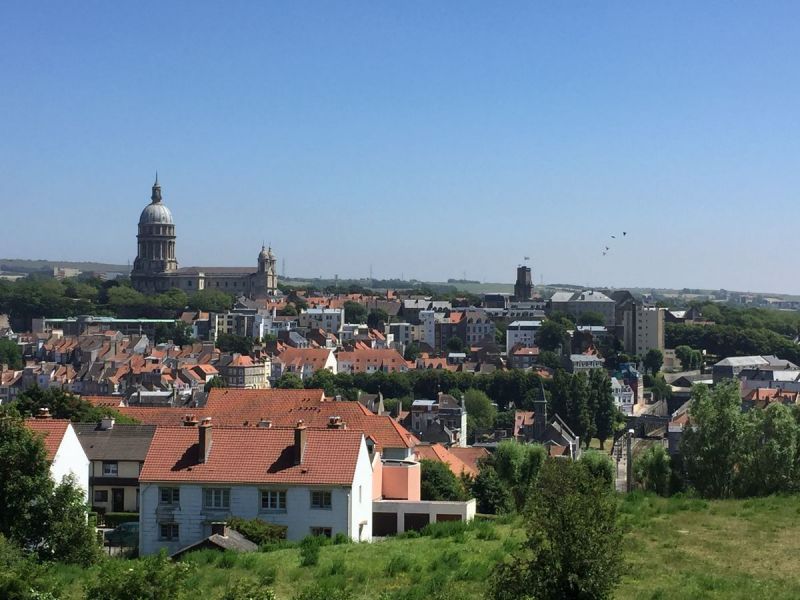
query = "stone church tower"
xmin=257 ymin=245 xmax=278 ymax=295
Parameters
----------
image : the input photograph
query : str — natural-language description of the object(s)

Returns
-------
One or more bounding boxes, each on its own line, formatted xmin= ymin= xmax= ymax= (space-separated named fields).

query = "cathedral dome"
xmin=139 ymin=202 xmax=174 ymax=225
xmin=139 ymin=176 xmax=174 ymax=225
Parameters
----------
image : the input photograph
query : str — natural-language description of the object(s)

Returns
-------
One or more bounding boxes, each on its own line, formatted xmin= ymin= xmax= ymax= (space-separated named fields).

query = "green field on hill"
xmin=48 ymin=494 xmax=800 ymax=600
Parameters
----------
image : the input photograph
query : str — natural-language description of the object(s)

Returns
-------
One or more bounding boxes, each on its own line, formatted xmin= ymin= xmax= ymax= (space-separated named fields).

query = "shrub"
xmin=221 ymin=579 xmax=277 ymax=600
xmin=85 ymin=550 xmax=194 ymax=600
xmin=634 ymin=445 xmax=672 ymax=496
xmin=227 ymin=517 xmax=287 ymax=545
xmin=420 ymin=519 xmax=469 ymax=539
xmin=579 ymin=450 xmax=615 ymax=490
xmin=299 ymin=536 xmax=324 ymax=567
xmin=385 ymin=553 xmax=415 ymax=576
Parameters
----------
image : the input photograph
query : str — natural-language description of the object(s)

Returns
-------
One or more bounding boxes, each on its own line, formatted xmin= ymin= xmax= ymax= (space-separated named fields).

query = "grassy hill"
xmin=46 ymin=493 xmax=800 ymax=600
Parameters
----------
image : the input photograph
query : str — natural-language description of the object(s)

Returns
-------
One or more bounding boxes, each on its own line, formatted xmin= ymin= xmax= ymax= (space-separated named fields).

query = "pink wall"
xmin=371 ymin=453 xmax=383 ymax=500
xmin=382 ymin=462 xmax=421 ymax=501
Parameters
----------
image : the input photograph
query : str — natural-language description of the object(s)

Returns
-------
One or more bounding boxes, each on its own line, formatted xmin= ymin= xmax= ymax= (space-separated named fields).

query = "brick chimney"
xmin=294 ymin=420 xmax=307 ymax=465
xmin=183 ymin=414 xmax=199 ymax=427
xmin=99 ymin=416 xmax=115 ymax=430
xmin=327 ymin=415 xmax=346 ymax=430
xmin=199 ymin=417 xmax=213 ymax=463
xmin=35 ymin=407 xmax=51 ymax=419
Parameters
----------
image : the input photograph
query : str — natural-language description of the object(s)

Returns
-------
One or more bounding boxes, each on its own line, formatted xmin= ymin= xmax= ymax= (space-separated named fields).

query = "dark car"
xmin=105 ymin=521 xmax=139 ymax=547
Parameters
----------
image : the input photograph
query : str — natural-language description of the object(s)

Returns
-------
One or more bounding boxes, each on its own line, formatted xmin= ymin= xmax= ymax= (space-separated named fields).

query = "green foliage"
xmin=0 ymin=339 xmax=23 ymax=369
xmin=294 ymin=586 xmax=353 ymax=600
xmin=85 ymin=551 xmax=193 ymax=600
xmin=11 ymin=385 xmax=138 ymax=424
xmin=154 ymin=321 xmax=194 ymax=346
xmin=403 ymin=342 xmax=420 ymax=362
xmin=280 ymin=303 xmax=298 ymax=317
xmin=102 ymin=512 xmax=140 ymax=528
xmin=579 ymin=450 xmax=615 ymax=490
xmin=590 ymin=369 xmax=619 ymax=449
xmin=187 ymin=289 xmax=234 ymax=313
xmin=643 ymin=348 xmax=664 ymax=375
xmin=216 ymin=333 xmax=254 ymax=355
xmin=489 ymin=459 xmax=623 ymax=600
xmin=489 ymin=441 xmax=546 ymax=510
xmin=343 ymin=301 xmax=367 ymax=324
xmin=299 ymin=535 xmax=323 ymax=567
xmin=221 ymin=579 xmax=277 ymax=600
xmin=681 ymin=382 xmax=743 ymax=498
xmin=577 ymin=311 xmax=606 ymax=326
xmin=276 ymin=373 xmax=304 ymax=389
xmin=45 ymin=475 xmax=102 ymax=565
xmin=446 ymin=336 xmax=465 ymax=353
xmin=420 ymin=459 xmax=467 ymax=501
xmin=675 ymin=345 xmax=702 ymax=370
xmin=204 ymin=375 xmax=227 ymax=391
xmin=227 ymin=517 xmax=287 ymax=546
xmin=0 ymin=411 xmax=100 ymax=565
xmin=463 ymin=388 xmax=496 ymax=434
xmin=634 ymin=445 xmax=672 ymax=495
xmin=367 ymin=308 xmax=389 ymax=329
xmin=471 ymin=466 xmax=514 ymax=514
xmin=0 ymin=534 xmax=57 ymax=600
xmin=537 ymin=319 xmax=569 ymax=353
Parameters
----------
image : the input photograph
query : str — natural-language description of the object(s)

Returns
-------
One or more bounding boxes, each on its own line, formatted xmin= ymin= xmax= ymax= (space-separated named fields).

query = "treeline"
xmin=0 ymin=276 xmax=235 ymax=329
xmin=666 ymin=323 xmax=800 ymax=364
xmin=636 ymin=381 xmax=800 ymax=499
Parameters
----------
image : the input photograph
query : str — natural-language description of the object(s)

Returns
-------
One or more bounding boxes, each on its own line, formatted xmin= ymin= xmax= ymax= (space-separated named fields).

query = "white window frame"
xmin=102 ymin=461 xmax=118 ymax=476
xmin=260 ymin=489 xmax=287 ymax=512
xmin=159 ymin=487 xmax=180 ymax=505
xmin=310 ymin=490 xmax=332 ymax=510
xmin=203 ymin=487 xmax=231 ymax=510
xmin=159 ymin=522 xmax=179 ymax=541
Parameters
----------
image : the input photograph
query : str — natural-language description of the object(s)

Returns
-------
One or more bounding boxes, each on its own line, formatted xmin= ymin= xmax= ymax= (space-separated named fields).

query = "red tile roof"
xmin=26 ymin=419 xmax=70 ymax=461
xmin=448 ymin=446 xmax=490 ymax=472
xmin=415 ymin=443 xmax=477 ymax=477
xmin=82 ymin=395 xmax=124 ymax=407
xmin=140 ymin=426 xmax=363 ymax=485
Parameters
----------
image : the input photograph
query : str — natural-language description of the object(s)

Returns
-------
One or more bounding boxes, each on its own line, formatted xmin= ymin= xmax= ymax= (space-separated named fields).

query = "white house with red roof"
xmin=26 ymin=413 xmax=90 ymax=502
xmin=138 ymin=418 xmax=372 ymax=555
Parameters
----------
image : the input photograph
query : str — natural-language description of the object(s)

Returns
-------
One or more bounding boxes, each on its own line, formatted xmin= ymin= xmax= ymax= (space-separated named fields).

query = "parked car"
xmin=105 ymin=521 xmax=139 ymax=547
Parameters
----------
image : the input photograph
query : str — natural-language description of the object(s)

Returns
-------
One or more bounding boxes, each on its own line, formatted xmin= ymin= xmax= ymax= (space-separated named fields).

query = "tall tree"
xmin=419 ymin=459 xmax=466 ymax=501
xmin=537 ymin=320 xmax=568 ymax=353
xmin=490 ymin=459 xmax=623 ymax=600
xmin=590 ymin=370 xmax=617 ymax=449
xmin=680 ymin=381 xmax=743 ymax=498
xmin=643 ymin=349 xmax=664 ymax=375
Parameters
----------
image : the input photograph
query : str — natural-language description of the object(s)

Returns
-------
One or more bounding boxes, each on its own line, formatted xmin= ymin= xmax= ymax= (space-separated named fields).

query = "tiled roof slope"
xmin=26 ymin=419 xmax=70 ymax=461
xmin=140 ymin=426 xmax=362 ymax=485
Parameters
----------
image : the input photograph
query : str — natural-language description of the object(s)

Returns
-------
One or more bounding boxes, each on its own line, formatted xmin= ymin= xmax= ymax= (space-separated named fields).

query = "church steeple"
xmin=151 ymin=172 xmax=162 ymax=203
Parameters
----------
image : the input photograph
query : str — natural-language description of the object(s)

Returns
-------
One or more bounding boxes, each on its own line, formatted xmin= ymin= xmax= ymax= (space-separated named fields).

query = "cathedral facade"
xmin=131 ymin=177 xmax=278 ymax=297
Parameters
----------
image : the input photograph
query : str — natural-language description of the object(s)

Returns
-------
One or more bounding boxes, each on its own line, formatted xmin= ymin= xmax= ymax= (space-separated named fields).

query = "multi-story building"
xmin=74 ymin=420 xmax=155 ymax=513
xmin=216 ymin=354 xmax=270 ymax=389
xmin=138 ymin=420 xmax=373 ymax=554
xmin=622 ymin=304 xmax=665 ymax=356
xmin=566 ymin=354 xmax=606 ymax=375
xmin=513 ymin=265 xmax=533 ymax=301
xmin=506 ymin=320 xmax=542 ymax=354
xmin=299 ymin=308 xmax=345 ymax=336
xmin=549 ymin=290 xmax=616 ymax=326
xmin=408 ymin=393 xmax=468 ymax=447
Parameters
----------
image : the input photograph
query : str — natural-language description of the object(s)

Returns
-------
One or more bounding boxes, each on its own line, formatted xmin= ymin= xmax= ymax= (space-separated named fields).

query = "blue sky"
xmin=1 ymin=2 xmax=799 ymax=292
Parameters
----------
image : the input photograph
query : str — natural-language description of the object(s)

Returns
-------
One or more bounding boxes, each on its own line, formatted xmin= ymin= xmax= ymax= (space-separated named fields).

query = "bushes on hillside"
xmin=420 ymin=459 xmax=467 ymax=501
xmin=227 ymin=517 xmax=287 ymax=546
xmin=85 ymin=550 xmax=193 ymax=600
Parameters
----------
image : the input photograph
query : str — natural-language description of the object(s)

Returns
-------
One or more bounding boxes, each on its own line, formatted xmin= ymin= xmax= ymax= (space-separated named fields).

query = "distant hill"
xmin=0 ymin=258 xmax=131 ymax=275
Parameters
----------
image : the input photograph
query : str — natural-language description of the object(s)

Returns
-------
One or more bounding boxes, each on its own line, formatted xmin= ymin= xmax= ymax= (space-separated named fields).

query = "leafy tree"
xmin=403 ymin=342 xmax=420 ymax=362
xmin=489 ymin=459 xmax=623 ymax=600
xmin=0 ymin=410 xmax=99 ymax=565
xmin=643 ymin=349 xmax=664 ymax=375
xmin=216 ymin=333 xmax=254 ymax=355
xmin=280 ymin=303 xmax=298 ymax=317
xmin=463 ymin=388 xmax=496 ymax=431
xmin=577 ymin=311 xmax=606 ymax=326
xmin=11 ymin=386 xmax=136 ymax=423
xmin=634 ymin=445 xmax=671 ymax=496
xmin=737 ymin=402 xmax=798 ymax=497
xmin=420 ymin=459 xmax=466 ymax=501
xmin=276 ymin=373 xmax=304 ymax=389
xmin=471 ymin=465 xmax=513 ymax=514
xmin=537 ymin=320 xmax=568 ymax=353
xmin=45 ymin=474 xmax=102 ymax=565
xmin=367 ymin=308 xmax=389 ymax=329
xmin=536 ymin=350 xmax=562 ymax=370
xmin=590 ymin=370 xmax=618 ymax=449
xmin=446 ymin=336 xmax=465 ymax=353
xmin=0 ymin=339 xmax=23 ymax=370
xmin=650 ymin=374 xmax=672 ymax=402
xmin=680 ymin=381 xmax=743 ymax=498
xmin=187 ymin=289 xmax=234 ymax=313
xmin=155 ymin=288 xmax=189 ymax=313
xmin=305 ymin=368 xmax=337 ymax=396
xmin=491 ymin=441 xmax=546 ymax=510
xmin=675 ymin=345 xmax=702 ymax=370
xmin=154 ymin=321 xmax=194 ymax=346
xmin=204 ymin=376 xmax=226 ymax=392
xmin=579 ymin=450 xmax=615 ymax=490
xmin=85 ymin=550 xmax=193 ymax=600
xmin=343 ymin=301 xmax=367 ymax=324
xmin=0 ymin=534 xmax=58 ymax=600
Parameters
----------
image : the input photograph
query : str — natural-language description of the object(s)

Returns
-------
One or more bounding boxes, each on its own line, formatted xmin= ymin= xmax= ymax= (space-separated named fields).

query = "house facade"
xmin=26 ymin=414 xmax=90 ymax=502
xmin=138 ymin=420 xmax=372 ymax=555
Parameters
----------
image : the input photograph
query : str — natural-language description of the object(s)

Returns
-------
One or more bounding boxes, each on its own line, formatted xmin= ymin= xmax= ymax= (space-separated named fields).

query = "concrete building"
xmin=549 ymin=290 xmax=616 ymax=326
xmin=131 ymin=177 xmax=278 ymax=297
xmin=622 ymin=304 xmax=665 ymax=356
xmin=299 ymin=308 xmax=345 ymax=335
xmin=566 ymin=354 xmax=606 ymax=374
xmin=506 ymin=320 xmax=542 ymax=354
xmin=216 ymin=354 xmax=270 ymax=389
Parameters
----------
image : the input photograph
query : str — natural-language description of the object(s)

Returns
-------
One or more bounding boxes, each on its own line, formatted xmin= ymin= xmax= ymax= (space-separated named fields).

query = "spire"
xmin=151 ymin=173 xmax=162 ymax=203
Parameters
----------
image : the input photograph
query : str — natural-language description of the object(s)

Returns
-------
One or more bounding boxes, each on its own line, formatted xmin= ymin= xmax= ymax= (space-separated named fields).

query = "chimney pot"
xmin=36 ymin=407 xmax=51 ymax=419
xmin=294 ymin=420 xmax=307 ymax=465
xmin=100 ymin=417 xmax=115 ymax=430
xmin=199 ymin=417 xmax=212 ymax=463
xmin=210 ymin=522 xmax=227 ymax=536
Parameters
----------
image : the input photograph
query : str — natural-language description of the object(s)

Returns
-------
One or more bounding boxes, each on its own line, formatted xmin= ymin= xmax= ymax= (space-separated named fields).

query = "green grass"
xmin=44 ymin=495 xmax=800 ymax=599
